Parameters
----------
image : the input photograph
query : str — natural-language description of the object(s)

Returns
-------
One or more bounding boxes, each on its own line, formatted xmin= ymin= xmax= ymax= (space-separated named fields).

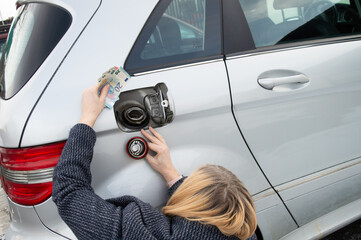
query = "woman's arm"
xmin=52 ymin=83 xmax=182 ymax=239
xmin=52 ymin=124 xmax=123 ymax=240
xmin=52 ymin=84 xmax=124 ymax=239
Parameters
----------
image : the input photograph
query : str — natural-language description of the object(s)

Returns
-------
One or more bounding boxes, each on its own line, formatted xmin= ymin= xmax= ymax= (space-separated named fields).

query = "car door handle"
xmin=258 ymin=70 xmax=310 ymax=91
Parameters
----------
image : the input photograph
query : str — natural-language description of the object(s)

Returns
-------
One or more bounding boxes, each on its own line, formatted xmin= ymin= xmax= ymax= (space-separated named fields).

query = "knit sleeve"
xmin=52 ymin=124 xmax=122 ymax=240
xmin=168 ymin=176 xmax=186 ymax=196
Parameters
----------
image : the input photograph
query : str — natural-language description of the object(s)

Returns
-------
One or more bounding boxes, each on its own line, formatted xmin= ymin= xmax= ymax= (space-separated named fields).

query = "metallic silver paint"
xmin=0 ymin=0 xmax=101 ymax=148
xmin=227 ymin=40 xmax=361 ymax=232
xmin=5 ymin=198 xmax=67 ymax=239
xmin=280 ymin=197 xmax=361 ymax=240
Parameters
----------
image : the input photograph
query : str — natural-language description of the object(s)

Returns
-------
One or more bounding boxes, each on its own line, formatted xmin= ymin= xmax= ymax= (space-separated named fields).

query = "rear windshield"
xmin=0 ymin=3 xmax=72 ymax=99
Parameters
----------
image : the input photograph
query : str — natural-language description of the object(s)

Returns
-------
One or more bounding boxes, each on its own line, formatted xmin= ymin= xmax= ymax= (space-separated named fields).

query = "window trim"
xmin=222 ymin=0 xmax=255 ymax=54
xmin=124 ymin=0 xmax=223 ymax=76
xmin=226 ymin=34 xmax=361 ymax=60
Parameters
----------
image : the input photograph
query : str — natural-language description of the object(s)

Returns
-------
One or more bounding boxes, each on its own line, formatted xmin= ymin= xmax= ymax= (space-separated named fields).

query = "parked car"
xmin=0 ymin=24 xmax=10 ymax=60
xmin=0 ymin=0 xmax=361 ymax=239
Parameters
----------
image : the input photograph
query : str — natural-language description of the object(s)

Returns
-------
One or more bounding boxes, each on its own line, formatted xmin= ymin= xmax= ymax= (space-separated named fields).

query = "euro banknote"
xmin=97 ymin=66 xmax=131 ymax=109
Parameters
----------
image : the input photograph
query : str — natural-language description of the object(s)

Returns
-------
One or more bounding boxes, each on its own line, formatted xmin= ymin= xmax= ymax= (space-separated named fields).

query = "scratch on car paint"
xmin=315 ymin=221 xmax=323 ymax=239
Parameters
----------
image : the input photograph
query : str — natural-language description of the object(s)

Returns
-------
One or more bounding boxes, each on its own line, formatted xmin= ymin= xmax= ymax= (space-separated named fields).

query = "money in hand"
xmin=97 ymin=66 xmax=131 ymax=109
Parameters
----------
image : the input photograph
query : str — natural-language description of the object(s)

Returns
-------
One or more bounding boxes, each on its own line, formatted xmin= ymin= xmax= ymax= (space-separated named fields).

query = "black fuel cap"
xmin=126 ymin=137 xmax=148 ymax=159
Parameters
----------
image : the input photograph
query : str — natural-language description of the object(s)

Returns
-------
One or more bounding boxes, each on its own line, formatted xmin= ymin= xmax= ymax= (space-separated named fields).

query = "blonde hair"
xmin=162 ymin=165 xmax=257 ymax=240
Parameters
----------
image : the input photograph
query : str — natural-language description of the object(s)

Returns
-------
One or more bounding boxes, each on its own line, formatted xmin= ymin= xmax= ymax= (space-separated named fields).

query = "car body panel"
xmin=280 ymin=196 xmax=361 ymax=240
xmin=25 ymin=52 xmax=273 ymax=235
xmin=34 ymin=198 xmax=76 ymax=239
xmin=278 ymin=157 xmax=361 ymax=225
xmin=254 ymin=189 xmax=298 ymax=240
xmin=0 ymin=0 xmax=101 ymax=148
xmin=226 ymin=40 xmax=361 ymax=225
xmin=5 ymin=198 xmax=68 ymax=239
xmin=21 ymin=0 xmax=159 ymax=147
xmin=227 ymin=41 xmax=361 ymax=186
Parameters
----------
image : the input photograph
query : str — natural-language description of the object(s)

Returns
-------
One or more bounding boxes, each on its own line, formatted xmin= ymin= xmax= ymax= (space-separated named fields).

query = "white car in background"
xmin=0 ymin=0 xmax=361 ymax=239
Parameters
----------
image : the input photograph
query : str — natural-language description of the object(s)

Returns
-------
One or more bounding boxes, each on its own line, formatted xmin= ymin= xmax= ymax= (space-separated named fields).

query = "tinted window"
xmin=239 ymin=0 xmax=361 ymax=48
xmin=0 ymin=25 xmax=10 ymax=62
xmin=125 ymin=0 xmax=221 ymax=74
xmin=0 ymin=39 xmax=6 ymax=58
xmin=0 ymin=3 xmax=71 ymax=99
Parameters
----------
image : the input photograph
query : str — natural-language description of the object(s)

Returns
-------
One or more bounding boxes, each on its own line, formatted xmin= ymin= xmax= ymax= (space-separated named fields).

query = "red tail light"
xmin=0 ymin=142 xmax=66 ymax=206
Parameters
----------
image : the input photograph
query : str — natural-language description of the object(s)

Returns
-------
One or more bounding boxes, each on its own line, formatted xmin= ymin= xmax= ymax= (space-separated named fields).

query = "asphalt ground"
xmin=322 ymin=218 xmax=361 ymax=240
xmin=0 ymin=186 xmax=10 ymax=237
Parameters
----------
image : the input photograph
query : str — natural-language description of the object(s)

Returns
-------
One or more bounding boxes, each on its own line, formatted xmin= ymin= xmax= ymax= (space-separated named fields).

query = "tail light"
xmin=0 ymin=141 xmax=66 ymax=206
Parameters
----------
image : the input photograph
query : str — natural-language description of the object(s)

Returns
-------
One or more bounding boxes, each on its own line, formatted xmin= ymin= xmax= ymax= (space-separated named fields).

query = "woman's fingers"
xmin=141 ymin=127 xmax=169 ymax=153
xmin=99 ymin=84 xmax=110 ymax=99
xmin=79 ymin=83 xmax=109 ymax=128
xmin=141 ymin=128 xmax=178 ymax=183
xmin=98 ymin=85 xmax=109 ymax=107
xmin=149 ymin=127 xmax=166 ymax=143
xmin=145 ymin=153 xmax=156 ymax=164
xmin=141 ymin=129 xmax=160 ymax=144
xmin=147 ymin=142 xmax=161 ymax=153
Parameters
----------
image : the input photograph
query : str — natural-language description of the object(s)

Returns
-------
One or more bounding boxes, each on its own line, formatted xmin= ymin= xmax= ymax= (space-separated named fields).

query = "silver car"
xmin=0 ymin=0 xmax=361 ymax=239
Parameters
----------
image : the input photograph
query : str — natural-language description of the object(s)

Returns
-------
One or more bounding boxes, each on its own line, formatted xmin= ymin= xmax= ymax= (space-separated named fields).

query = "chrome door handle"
xmin=258 ymin=70 xmax=310 ymax=91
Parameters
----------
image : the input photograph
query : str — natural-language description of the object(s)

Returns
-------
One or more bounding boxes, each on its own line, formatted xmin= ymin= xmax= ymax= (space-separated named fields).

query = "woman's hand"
xmin=79 ymin=83 xmax=110 ymax=128
xmin=141 ymin=127 xmax=180 ymax=183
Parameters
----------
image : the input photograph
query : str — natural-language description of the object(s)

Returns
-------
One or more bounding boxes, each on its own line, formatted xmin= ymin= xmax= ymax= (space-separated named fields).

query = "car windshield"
xmin=0 ymin=3 xmax=71 ymax=99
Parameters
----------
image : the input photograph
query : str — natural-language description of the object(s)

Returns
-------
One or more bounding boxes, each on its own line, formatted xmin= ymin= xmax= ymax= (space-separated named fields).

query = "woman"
xmin=52 ymin=83 xmax=258 ymax=240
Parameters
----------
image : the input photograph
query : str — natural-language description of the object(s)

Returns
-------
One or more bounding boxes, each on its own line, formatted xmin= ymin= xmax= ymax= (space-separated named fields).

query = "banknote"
xmin=97 ymin=66 xmax=131 ymax=108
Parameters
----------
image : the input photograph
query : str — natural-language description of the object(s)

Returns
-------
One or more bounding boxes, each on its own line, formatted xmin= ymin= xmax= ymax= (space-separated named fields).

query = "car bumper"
xmin=4 ymin=198 xmax=73 ymax=240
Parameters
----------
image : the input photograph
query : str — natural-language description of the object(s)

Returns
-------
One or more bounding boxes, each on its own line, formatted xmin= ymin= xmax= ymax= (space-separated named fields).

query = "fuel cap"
xmin=126 ymin=137 xmax=148 ymax=159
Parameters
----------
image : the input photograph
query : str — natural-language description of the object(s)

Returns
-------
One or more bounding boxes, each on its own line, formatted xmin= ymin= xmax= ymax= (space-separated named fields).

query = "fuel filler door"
xmin=113 ymin=83 xmax=174 ymax=132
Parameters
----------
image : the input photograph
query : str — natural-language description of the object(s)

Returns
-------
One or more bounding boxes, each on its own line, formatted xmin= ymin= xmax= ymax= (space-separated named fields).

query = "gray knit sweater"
xmin=53 ymin=124 xmax=257 ymax=240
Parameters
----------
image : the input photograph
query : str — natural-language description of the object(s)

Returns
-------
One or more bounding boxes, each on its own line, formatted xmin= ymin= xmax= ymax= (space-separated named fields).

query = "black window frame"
xmin=124 ymin=0 xmax=223 ymax=75
xmin=222 ymin=0 xmax=255 ymax=55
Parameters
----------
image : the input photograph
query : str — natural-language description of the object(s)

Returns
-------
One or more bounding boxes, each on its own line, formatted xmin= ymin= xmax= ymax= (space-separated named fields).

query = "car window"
xmin=0 ymin=38 xmax=6 ymax=58
xmin=239 ymin=0 xmax=361 ymax=48
xmin=0 ymin=25 xmax=10 ymax=63
xmin=0 ymin=3 xmax=71 ymax=99
xmin=125 ymin=0 xmax=221 ymax=74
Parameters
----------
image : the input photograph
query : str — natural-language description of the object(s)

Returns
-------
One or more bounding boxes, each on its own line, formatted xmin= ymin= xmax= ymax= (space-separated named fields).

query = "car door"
xmin=224 ymin=0 xmax=361 ymax=226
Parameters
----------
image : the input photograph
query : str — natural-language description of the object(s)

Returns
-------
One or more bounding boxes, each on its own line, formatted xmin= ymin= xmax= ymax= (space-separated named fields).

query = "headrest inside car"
xmin=273 ymin=0 xmax=313 ymax=9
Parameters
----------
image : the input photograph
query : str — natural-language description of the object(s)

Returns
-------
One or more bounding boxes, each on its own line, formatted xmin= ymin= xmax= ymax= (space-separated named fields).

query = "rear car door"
xmin=224 ymin=0 xmax=361 ymax=226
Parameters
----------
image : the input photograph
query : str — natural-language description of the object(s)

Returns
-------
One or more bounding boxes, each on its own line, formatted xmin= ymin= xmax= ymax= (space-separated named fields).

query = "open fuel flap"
xmin=114 ymin=83 xmax=174 ymax=132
